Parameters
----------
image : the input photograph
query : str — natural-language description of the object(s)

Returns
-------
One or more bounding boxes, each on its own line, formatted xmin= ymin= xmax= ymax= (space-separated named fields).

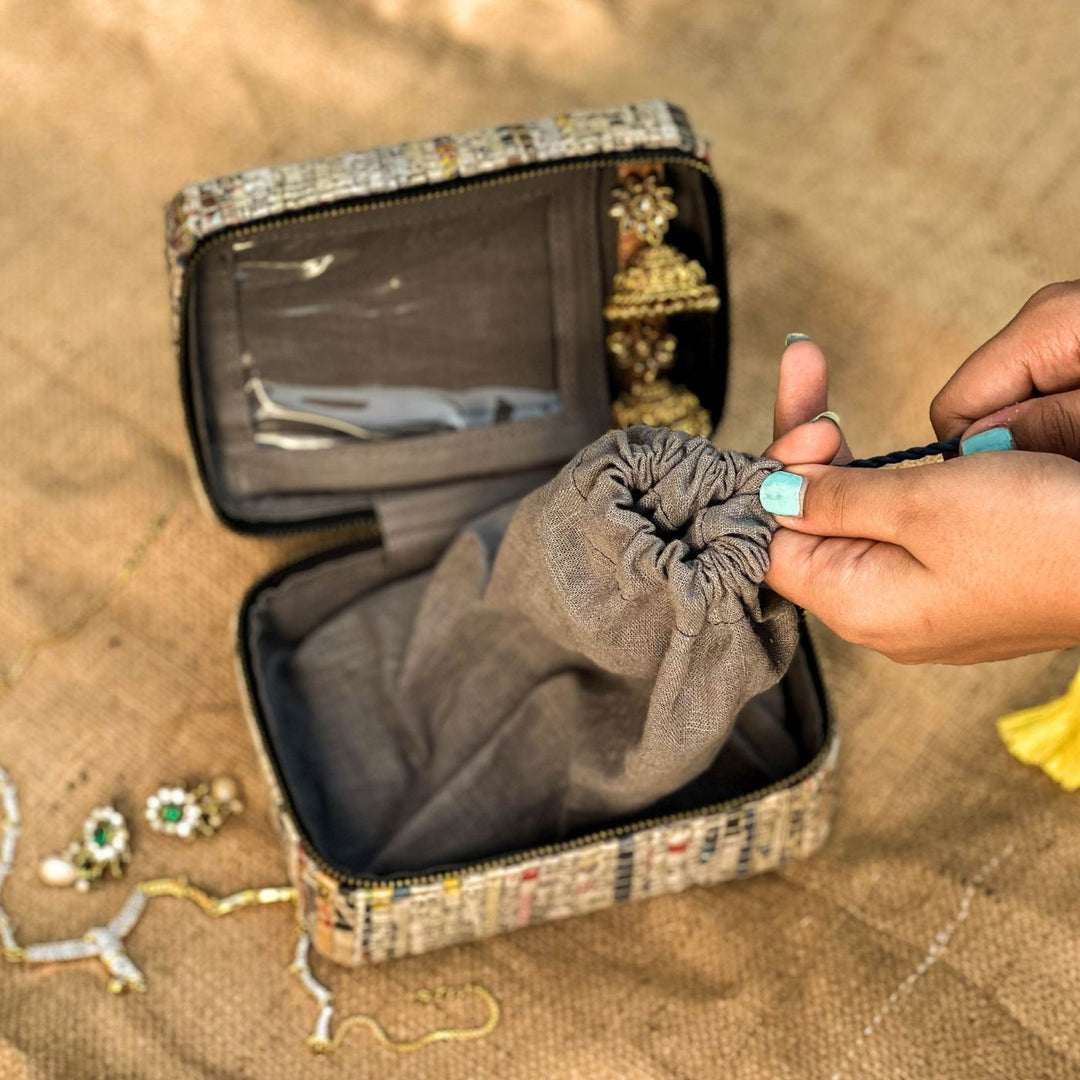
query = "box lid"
xmin=167 ymin=102 xmax=730 ymax=542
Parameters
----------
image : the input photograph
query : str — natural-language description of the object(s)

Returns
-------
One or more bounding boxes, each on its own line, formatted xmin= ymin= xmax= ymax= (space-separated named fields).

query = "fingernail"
xmin=759 ymin=471 xmax=805 ymax=517
xmin=785 ymin=333 xmax=812 ymax=347
xmin=960 ymin=426 xmax=1015 ymax=455
xmin=811 ymin=410 xmax=841 ymax=427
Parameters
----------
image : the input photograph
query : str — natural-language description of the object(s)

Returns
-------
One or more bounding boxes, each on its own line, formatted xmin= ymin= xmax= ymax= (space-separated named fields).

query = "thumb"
xmin=758 ymin=463 xmax=914 ymax=542
xmin=960 ymin=389 xmax=1080 ymax=459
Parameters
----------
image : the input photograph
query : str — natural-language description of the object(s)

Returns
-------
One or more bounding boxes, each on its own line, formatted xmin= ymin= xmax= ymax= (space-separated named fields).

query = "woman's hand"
xmin=761 ymin=450 xmax=1080 ymax=664
xmin=933 ymin=280 xmax=1080 ymax=456
xmin=760 ymin=290 xmax=1080 ymax=665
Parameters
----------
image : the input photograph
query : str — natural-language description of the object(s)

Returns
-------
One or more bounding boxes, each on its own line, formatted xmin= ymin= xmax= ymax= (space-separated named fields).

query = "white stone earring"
xmin=39 ymin=805 xmax=131 ymax=891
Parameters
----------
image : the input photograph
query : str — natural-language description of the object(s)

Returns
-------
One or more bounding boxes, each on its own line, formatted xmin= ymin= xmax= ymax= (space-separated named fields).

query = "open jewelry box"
xmin=167 ymin=102 xmax=837 ymax=965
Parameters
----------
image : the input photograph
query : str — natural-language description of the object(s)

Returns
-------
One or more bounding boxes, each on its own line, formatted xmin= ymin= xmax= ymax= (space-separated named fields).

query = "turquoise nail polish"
xmin=960 ymin=427 xmax=1015 ymax=455
xmin=759 ymin=471 xmax=805 ymax=516
xmin=785 ymin=333 xmax=812 ymax=347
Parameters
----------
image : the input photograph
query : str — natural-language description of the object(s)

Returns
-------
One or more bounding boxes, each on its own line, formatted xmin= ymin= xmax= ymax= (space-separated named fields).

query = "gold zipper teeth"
xmin=313 ymin=727 xmax=837 ymax=890
xmin=209 ymin=148 xmax=818 ymax=890
xmin=189 ymin=152 xmax=716 ymax=255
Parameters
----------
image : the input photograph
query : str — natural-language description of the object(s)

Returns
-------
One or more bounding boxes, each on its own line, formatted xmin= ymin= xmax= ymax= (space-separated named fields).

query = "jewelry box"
xmin=166 ymin=101 xmax=838 ymax=966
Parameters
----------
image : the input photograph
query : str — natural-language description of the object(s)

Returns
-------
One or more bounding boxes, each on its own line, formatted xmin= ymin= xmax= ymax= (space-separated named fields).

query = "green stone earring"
xmin=144 ymin=777 xmax=243 ymax=840
xmin=39 ymin=805 xmax=131 ymax=891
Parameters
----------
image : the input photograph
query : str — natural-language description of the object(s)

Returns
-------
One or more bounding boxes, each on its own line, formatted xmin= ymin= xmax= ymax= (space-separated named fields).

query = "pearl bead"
xmin=210 ymin=776 xmax=239 ymax=803
xmin=39 ymin=854 xmax=77 ymax=888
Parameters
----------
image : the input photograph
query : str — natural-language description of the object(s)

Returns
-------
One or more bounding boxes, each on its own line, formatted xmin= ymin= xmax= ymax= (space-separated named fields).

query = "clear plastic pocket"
xmin=230 ymin=192 xmax=565 ymax=448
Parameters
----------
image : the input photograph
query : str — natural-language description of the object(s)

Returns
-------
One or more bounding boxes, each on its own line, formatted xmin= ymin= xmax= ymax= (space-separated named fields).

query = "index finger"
xmin=931 ymin=281 xmax=1080 ymax=439
xmin=765 ymin=528 xmax=924 ymax=626
xmin=773 ymin=337 xmax=829 ymax=440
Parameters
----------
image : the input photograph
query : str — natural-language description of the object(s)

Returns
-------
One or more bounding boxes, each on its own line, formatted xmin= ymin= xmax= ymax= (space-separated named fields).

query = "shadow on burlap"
xmin=1 ymin=3 xmax=1078 ymax=1077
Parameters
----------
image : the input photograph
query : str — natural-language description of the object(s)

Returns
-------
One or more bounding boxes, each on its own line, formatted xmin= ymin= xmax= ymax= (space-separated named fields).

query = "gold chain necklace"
xmin=0 ymin=765 xmax=499 ymax=1055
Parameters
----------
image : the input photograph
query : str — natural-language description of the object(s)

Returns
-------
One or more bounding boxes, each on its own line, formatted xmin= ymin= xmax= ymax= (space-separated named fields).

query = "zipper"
xmin=176 ymin=148 xmax=724 ymax=537
xmin=236 ymin=546 xmax=836 ymax=890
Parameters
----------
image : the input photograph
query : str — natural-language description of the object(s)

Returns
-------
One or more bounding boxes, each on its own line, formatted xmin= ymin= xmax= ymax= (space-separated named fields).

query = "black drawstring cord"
xmin=844 ymin=436 xmax=960 ymax=469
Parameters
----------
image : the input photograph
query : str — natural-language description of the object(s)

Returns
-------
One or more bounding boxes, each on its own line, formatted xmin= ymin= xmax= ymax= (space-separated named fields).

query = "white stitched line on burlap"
xmin=829 ymin=843 xmax=1015 ymax=1080
xmin=0 ymin=505 xmax=175 ymax=690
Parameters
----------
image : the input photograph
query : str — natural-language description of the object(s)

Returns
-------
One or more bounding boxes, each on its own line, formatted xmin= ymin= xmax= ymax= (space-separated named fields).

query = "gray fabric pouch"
xmin=292 ymin=426 xmax=797 ymax=873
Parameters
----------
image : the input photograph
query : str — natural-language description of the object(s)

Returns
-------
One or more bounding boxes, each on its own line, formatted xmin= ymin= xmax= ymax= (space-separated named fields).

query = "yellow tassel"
xmin=998 ymin=665 xmax=1080 ymax=791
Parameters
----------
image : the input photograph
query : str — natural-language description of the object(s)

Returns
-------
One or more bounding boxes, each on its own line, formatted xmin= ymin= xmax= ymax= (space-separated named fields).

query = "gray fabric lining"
xmin=188 ymin=170 xmax=611 ymax=524
xmin=244 ymin=429 xmax=822 ymax=878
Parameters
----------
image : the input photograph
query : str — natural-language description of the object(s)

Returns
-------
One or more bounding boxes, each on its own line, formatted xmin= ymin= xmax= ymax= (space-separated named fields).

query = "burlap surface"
xmin=1 ymin=3 xmax=1079 ymax=1077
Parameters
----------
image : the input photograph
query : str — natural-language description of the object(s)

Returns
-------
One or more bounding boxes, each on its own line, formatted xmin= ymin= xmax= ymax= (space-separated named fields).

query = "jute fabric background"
xmin=1 ymin=2 xmax=1079 ymax=1077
